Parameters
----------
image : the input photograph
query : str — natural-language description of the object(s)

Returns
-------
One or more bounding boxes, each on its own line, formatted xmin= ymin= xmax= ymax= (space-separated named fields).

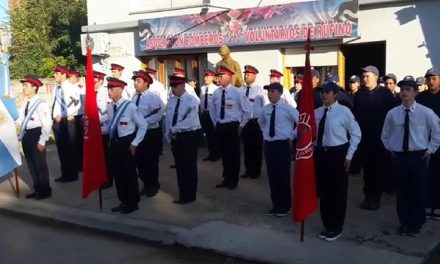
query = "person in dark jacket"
xmin=353 ymin=65 xmax=395 ymax=210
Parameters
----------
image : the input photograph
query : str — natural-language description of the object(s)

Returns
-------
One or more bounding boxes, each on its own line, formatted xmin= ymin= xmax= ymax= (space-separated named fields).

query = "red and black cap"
xmin=106 ymin=77 xmax=127 ymax=89
xmin=263 ymin=83 xmax=283 ymax=92
xmin=216 ymin=66 xmax=234 ymax=76
xmin=204 ymin=69 xmax=216 ymax=77
xmin=269 ymin=69 xmax=283 ymax=77
xmin=20 ymin=76 xmax=43 ymax=87
xmin=110 ymin=63 xmax=125 ymax=71
xmin=93 ymin=71 xmax=106 ymax=80
xmin=173 ymin=67 xmax=186 ymax=77
xmin=168 ymin=75 xmax=186 ymax=87
xmin=243 ymin=65 xmax=259 ymax=74
xmin=295 ymin=74 xmax=304 ymax=83
xmin=54 ymin=65 xmax=69 ymax=75
xmin=145 ymin=67 xmax=157 ymax=75
xmin=132 ymin=70 xmax=153 ymax=84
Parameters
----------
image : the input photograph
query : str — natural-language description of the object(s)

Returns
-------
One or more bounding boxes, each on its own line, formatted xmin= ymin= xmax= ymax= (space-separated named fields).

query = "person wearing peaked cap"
xmin=166 ymin=74 xmax=201 ymax=204
xmin=416 ymin=77 xmax=427 ymax=92
xmin=110 ymin=63 xmax=125 ymax=72
xmin=52 ymin=65 xmax=79 ymax=183
xmin=259 ymin=83 xmax=298 ymax=217
xmin=240 ymin=64 xmax=267 ymax=179
xmin=110 ymin=63 xmax=136 ymax=100
xmin=210 ymin=65 xmax=251 ymax=189
xmin=290 ymin=74 xmax=303 ymax=100
xmin=106 ymin=76 xmax=147 ymax=214
xmin=348 ymin=75 xmax=361 ymax=96
xmin=384 ymin=73 xmax=401 ymax=106
xmin=173 ymin=67 xmax=186 ymax=77
xmin=67 ymin=69 xmax=85 ymax=174
xmin=325 ymin=72 xmax=339 ymax=84
xmin=131 ymin=69 xmax=165 ymax=198
xmin=417 ymin=68 xmax=440 ymax=221
xmin=17 ymin=76 xmax=53 ymax=200
xmin=295 ymin=68 xmax=322 ymax=110
xmin=269 ymin=69 xmax=297 ymax=108
xmin=382 ymin=75 xmax=440 ymax=236
xmin=93 ymin=70 xmax=113 ymax=189
xmin=322 ymin=73 xmax=353 ymax=110
xmin=145 ymin=67 xmax=167 ymax=105
xmin=314 ymin=81 xmax=361 ymax=241
xmin=353 ymin=65 xmax=395 ymax=211
xmin=200 ymin=69 xmax=220 ymax=162
xmin=172 ymin=67 xmax=200 ymax=102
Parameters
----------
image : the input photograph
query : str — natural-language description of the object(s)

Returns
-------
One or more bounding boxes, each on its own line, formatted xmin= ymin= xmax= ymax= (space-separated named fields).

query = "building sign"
xmin=139 ymin=0 xmax=359 ymax=51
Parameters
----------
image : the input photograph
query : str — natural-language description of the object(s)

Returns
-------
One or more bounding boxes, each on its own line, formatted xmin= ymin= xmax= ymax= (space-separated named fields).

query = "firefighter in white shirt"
xmin=269 ymin=69 xmax=297 ymax=108
xmin=17 ymin=76 xmax=53 ymax=200
xmin=110 ymin=63 xmax=136 ymax=100
xmin=107 ymin=77 xmax=147 ymax=214
xmin=199 ymin=69 xmax=220 ymax=161
xmin=67 ymin=70 xmax=84 ymax=172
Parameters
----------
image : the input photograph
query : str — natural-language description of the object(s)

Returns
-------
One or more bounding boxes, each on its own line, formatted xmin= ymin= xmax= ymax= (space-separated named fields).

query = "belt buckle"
xmin=67 ymin=116 xmax=75 ymax=122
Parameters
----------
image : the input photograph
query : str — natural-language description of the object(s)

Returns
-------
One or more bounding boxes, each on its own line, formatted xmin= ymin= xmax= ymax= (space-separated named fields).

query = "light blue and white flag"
xmin=0 ymin=53 xmax=19 ymax=120
xmin=0 ymin=98 xmax=21 ymax=177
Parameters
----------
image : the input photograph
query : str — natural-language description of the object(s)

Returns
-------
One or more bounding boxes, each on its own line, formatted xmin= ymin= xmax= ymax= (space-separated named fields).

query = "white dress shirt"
xmin=280 ymin=89 xmax=297 ymax=108
xmin=258 ymin=100 xmax=299 ymax=141
xmin=149 ymin=79 xmax=168 ymax=105
xmin=241 ymin=83 xmax=268 ymax=120
xmin=200 ymin=83 xmax=219 ymax=123
xmin=17 ymin=95 xmax=52 ymax=146
xmin=96 ymin=85 xmax=111 ymax=134
xmin=381 ymin=102 xmax=440 ymax=154
xmin=210 ymin=84 xmax=251 ymax=127
xmin=132 ymin=90 xmax=165 ymax=129
xmin=165 ymin=91 xmax=201 ymax=141
xmin=108 ymin=98 xmax=147 ymax=146
xmin=314 ymin=101 xmax=361 ymax=160
xmin=52 ymin=80 xmax=81 ymax=118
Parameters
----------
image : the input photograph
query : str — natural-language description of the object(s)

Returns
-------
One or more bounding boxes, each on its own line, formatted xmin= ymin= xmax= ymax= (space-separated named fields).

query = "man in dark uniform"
xmin=18 ymin=76 xmax=53 ymax=200
xmin=296 ymin=69 xmax=322 ymax=109
xmin=107 ymin=77 xmax=147 ymax=214
xmin=166 ymin=75 xmax=201 ymax=204
xmin=384 ymin=73 xmax=401 ymax=106
xmin=417 ymin=68 xmax=440 ymax=220
xmin=354 ymin=65 xmax=395 ymax=210
xmin=382 ymin=75 xmax=440 ymax=236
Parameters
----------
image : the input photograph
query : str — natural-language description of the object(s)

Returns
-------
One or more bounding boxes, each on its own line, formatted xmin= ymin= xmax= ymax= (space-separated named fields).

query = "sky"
xmin=0 ymin=0 xmax=7 ymax=24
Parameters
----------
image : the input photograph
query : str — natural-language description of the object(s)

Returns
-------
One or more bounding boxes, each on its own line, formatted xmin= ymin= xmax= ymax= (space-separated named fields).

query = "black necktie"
xmin=220 ymin=89 xmax=225 ymax=119
xmin=246 ymin=86 xmax=250 ymax=97
xmin=403 ymin=109 xmax=410 ymax=151
xmin=113 ymin=104 xmax=118 ymax=138
xmin=25 ymin=101 xmax=30 ymax=117
xmin=317 ymin=108 xmax=329 ymax=147
xmin=135 ymin=93 xmax=141 ymax=106
xmin=204 ymin=87 xmax=209 ymax=110
xmin=172 ymin=98 xmax=180 ymax=126
xmin=269 ymin=104 xmax=276 ymax=137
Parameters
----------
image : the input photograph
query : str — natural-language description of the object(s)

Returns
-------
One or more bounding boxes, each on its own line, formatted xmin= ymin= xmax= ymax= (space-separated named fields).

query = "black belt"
xmin=394 ymin=149 xmax=427 ymax=156
xmin=316 ymin=143 xmax=349 ymax=152
xmin=248 ymin=118 xmax=258 ymax=123
xmin=217 ymin=121 xmax=239 ymax=126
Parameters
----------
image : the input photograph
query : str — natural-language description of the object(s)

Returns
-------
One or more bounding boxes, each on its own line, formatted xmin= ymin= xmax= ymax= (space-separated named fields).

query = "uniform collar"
xmin=324 ymin=101 xmax=338 ymax=111
xmin=401 ymin=101 xmax=417 ymax=112
xmin=115 ymin=97 xmax=126 ymax=106
xmin=28 ymin=95 xmax=40 ymax=104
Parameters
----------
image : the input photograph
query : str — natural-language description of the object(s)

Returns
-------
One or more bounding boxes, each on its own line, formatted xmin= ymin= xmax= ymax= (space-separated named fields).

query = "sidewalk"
xmin=0 ymin=145 xmax=438 ymax=264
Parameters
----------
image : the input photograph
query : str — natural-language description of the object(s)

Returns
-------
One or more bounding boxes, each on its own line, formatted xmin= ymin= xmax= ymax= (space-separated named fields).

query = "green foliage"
xmin=9 ymin=0 xmax=87 ymax=78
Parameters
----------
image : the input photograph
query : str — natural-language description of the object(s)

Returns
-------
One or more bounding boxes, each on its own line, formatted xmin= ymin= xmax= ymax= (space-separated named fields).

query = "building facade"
xmin=82 ymin=0 xmax=440 ymax=90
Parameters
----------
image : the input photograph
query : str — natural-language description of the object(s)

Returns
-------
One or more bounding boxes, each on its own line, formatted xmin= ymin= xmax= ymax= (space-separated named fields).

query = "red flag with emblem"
xmin=82 ymin=43 xmax=108 ymax=198
xmin=292 ymin=34 xmax=318 ymax=222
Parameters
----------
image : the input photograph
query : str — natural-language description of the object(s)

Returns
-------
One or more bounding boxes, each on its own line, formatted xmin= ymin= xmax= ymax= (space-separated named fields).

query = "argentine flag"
xmin=0 ymin=53 xmax=21 ymax=177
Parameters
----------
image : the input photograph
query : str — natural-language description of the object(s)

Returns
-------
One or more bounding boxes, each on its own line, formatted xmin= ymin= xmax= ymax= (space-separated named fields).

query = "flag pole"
xmin=13 ymin=168 xmax=19 ymax=197
xmin=99 ymin=188 xmax=103 ymax=211
xmin=301 ymin=221 xmax=304 ymax=242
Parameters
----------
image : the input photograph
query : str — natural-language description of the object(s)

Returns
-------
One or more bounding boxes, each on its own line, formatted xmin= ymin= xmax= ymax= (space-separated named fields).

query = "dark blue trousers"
xmin=395 ymin=151 xmax=428 ymax=229
xmin=264 ymin=140 xmax=291 ymax=212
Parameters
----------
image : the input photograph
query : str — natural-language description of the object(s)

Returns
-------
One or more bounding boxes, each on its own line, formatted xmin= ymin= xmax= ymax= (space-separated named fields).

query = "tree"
xmin=9 ymin=0 xmax=86 ymax=78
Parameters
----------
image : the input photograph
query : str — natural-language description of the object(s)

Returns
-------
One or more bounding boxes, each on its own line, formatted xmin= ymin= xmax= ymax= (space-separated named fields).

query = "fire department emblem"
xmin=295 ymin=112 xmax=314 ymax=160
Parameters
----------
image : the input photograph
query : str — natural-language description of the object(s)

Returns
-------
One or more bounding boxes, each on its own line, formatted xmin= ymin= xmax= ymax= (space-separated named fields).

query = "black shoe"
xmin=140 ymin=187 xmax=149 ymax=195
xmin=170 ymin=164 xmax=176 ymax=169
xmin=173 ymin=198 xmax=195 ymax=205
xmin=324 ymin=231 xmax=342 ymax=241
xmin=318 ymin=230 xmax=330 ymax=239
xmin=25 ymin=192 xmax=38 ymax=199
xmin=54 ymin=176 xmax=66 ymax=182
xmin=227 ymin=184 xmax=237 ymax=190
xmin=249 ymin=174 xmax=260 ymax=179
xmin=55 ymin=177 xmax=78 ymax=183
xmin=240 ymin=173 xmax=249 ymax=178
xmin=216 ymin=182 xmax=228 ymax=188
xmin=431 ymin=211 xmax=440 ymax=220
xmin=101 ymin=182 xmax=113 ymax=189
xmin=111 ymin=204 xmax=125 ymax=212
xmin=202 ymin=156 xmax=212 ymax=161
xmin=120 ymin=205 xmax=139 ymax=214
xmin=265 ymin=209 xmax=276 ymax=216
xmin=398 ymin=225 xmax=408 ymax=236
xmin=275 ymin=209 xmax=290 ymax=217
xmin=209 ymin=156 xmax=220 ymax=162
xmin=406 ymin=227 xmax=421 ymax=237
xmin=35 ymin=192 xmax=51 ymax=200
xmin=146 ymin=189 xmax=159 ymax=198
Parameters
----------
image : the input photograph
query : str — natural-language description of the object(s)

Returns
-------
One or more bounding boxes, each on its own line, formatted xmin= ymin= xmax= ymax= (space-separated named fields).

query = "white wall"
xmin=356 ymin=0 xmax=440 ymax=78
xmin=208 ymin=49 xmax=282 ymax=86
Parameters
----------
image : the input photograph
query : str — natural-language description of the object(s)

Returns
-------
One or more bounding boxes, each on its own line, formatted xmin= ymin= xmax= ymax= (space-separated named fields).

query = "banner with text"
xmin=139 ymin=0 xmax=359 ymax=51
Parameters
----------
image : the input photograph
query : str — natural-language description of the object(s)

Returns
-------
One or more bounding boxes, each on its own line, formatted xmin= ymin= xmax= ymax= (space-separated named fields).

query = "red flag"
xmin=292 ymin=35 xmax=318 ymax=222
xmin=82 ymin=45 xmax=108 ymax=198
